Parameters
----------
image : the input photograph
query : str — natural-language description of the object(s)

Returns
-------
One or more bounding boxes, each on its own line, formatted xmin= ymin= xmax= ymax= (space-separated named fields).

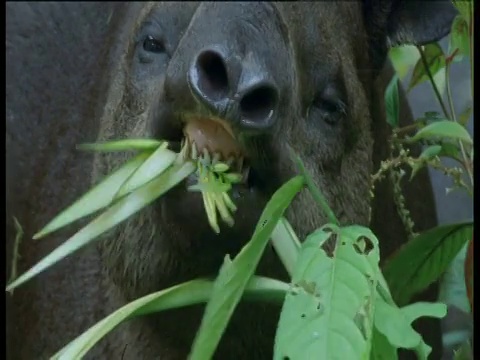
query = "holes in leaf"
xmin=353 ymin=236 xmax=374 ymax=255
xmin=298 ymin=280 xmax=317 ymax=295
xmin=366 ymin=274 xmax=375 ymax=285
xmin=320 ymin=232 xmax=337 ymax=258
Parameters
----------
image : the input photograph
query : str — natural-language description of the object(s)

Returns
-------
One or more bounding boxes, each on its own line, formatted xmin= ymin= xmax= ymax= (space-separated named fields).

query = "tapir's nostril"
xmin=189 ymin=48 xmax=280 ymax=131
xmin=239 ymin=84 xmax=278 ymax=126
xmin=192 ymin=50 xmax=229 ymax=101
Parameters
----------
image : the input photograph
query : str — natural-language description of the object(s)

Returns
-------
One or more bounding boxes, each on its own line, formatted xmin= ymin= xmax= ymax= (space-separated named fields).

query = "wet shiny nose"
xmin=189 ymin=48 xmax=279 ymax=132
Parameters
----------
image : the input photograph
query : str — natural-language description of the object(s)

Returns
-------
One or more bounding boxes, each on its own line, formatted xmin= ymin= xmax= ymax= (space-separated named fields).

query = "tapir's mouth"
xmin=156 ymin=113 xmax=274 ymax=240
xmin=167 ymin=114 xmax=263 ymax=190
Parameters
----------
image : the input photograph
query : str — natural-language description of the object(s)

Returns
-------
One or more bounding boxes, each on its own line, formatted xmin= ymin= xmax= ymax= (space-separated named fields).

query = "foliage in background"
xmin=384 ymin=0 xmax=473 ymax=357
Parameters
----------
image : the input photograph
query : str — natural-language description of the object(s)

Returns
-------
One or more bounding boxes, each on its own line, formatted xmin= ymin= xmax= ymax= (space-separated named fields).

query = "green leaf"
xmin=114 ymin=143 xmax=177 ymax=199
xmin=374 ymin=300 xmax=446 ymax=360
xmin=77 ymin=139 xmax=164 ymax=152
xmin=271 ymin=217 xmax=301 ymax=277
xmin=223 ymin=173 xmax=243 ymax=183
xmin=274 ymin=225 xmax=381 ymax=360
xmin=212 ymin=163 xmax=229 ymax=173
xmin=438 ymin=242 xmax=471 ymax=313
xmin=439 ymin=142 xmax=462 ymax=161
xmin=432 ymin=66 xmax=446 ymax=96
xmin=417 ymin=111 xmax=443 ymax=125
xmin=383 ymin=222 xmax=473 ymax=306
xmin=6 ymin=161 xmax=196 ymax=292
xmin=33 ymin=152 xmax=151 ymax=239
xmin=385 ymin=74 xmax=400 ymax=128
xmin=420 ymin=145 xmax=442 ymax=159
xmin=189 ymin=176 xmax=305 ymax=360
xmin=409 ymin=145 xmax=442 ymax=180
xmin=409 ymin=120 xmax=472 ymax=145
xmin=52 ymin=276 xmax=289 ymax=360
xmin=448 ymin=15 xmax=471 ymax=63
xmin=370 ymin=328 xmax=398 ymax=360
xmin=408 ymin=43 xmax=446 ymax=92
xmin=452 ymin=1 xmax=472 ymax=27
xmin=388 ymin=45 xmax=420 ymax=79
xmin=458 ymin=105 xmax=473 ymax=126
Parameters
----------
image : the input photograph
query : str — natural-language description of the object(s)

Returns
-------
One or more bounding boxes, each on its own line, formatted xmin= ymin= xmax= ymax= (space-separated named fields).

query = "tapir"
xmin=6 ymin=2 xmax=457 ymax=359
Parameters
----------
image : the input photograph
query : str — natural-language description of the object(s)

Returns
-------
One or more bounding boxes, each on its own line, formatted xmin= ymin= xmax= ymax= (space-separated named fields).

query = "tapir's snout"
xmin=188 ymin=47 xmax=279 ymax=131
xmin=164 ymin=2 xmax=292 ymax=135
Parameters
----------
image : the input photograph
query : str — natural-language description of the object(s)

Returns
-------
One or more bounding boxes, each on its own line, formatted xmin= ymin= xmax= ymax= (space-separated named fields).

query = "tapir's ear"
xmin=385 ymin=1 xmax=458 ymax=46
xmin=364 ymin=1 xmax=458 ymax=68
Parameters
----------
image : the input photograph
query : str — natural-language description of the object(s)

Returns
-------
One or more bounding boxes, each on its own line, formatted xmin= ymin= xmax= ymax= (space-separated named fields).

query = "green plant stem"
xmin=290 ymin=149 xmax=339 ymax=225
xmin=445 ymin=62 xmax=473 ymax=187
xmin=393 ymin=122 xmax=424 ymax=137
xmin=417 ymin=45 xmax=473 ymax=190
xmin=416 ymin=46 xmax=451 ymax=119
xmin=8 ymin=217 xmax=23 ymax=288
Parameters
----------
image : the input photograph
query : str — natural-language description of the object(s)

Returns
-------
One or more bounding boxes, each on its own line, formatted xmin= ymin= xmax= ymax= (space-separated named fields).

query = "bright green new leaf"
xmin=374 ymin=299 xmax=446 ymax=360
xmin=114 ymin=143 xmax=177 ymax=199
xmin=77 ymin=139 xmax=164 ymax=152
xmin=223 ymin=173 xmax=243 ymax=183
xmin=189 ymin=176 xmax=305 ymax=360
xmin=385 ymin=74 xmax=400 ymax=128
xmin=383 ymin=222 xmax=473 ymax=306
xmin=274 ymin=225 xmax=380 ymax=360
xmin=212 ymin=163 xmax=229 ymax=173
xmin=52 ymin=276 xmax=289 ymax=360
xmin=409 ymin=120 xmax=472 ymax=145
xmin=419 ymin=145 xmax=442 ymax=159
xmin=432 ymin=66 xmax=446 ymax=97
xmin=388 ymin=45 xmax=420 ymax=79
xmin=448 ymin=15 xmax=471 ymax=63
xmin=6 ymin=161 xmax=195 ymax=292
xmin=408 ymin=44 xmax=446 ymax=92
xmin=33 ymin=152 xmax=151 ymax=240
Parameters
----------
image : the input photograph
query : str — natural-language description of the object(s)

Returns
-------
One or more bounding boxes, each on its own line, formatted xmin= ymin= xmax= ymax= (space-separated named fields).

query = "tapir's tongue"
xmin=183 ymin=118 xmax=244 ymax=161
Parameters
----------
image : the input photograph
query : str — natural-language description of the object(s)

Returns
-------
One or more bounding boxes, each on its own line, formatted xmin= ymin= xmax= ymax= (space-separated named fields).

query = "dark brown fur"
xmin=6 ymin=2 xmax=456 ymax=359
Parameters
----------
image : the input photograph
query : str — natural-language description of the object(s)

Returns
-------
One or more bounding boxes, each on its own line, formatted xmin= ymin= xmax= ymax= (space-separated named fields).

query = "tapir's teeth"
xmin=182 ymin=135 xmax=248 ymax=175
xmin=191 ymin=141 xmax=198 ymax=159
xmin=203 ymin=148 xmax=211 ymax=163
xmin=212 ymin=152 xmax=221 ymax=164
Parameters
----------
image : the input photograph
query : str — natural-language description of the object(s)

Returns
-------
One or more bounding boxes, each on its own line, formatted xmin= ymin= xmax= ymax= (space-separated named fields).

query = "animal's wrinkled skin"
xmin=6 ymin=2 xmax=457 ymax=359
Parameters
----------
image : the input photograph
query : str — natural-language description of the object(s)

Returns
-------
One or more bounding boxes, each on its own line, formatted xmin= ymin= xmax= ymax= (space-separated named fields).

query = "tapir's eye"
xmin=311 ymin=84 xmax=346 ymax=125
xmin=143 ymin=35 xmax=166 ymax=54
